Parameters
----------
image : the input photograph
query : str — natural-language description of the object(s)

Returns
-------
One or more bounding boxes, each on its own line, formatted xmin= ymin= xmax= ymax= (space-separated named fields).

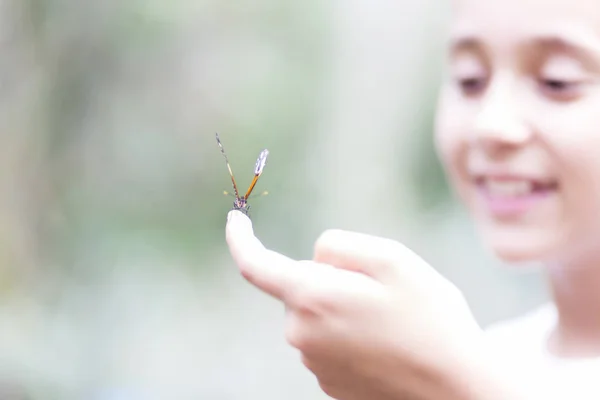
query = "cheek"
xmin=528 ymin=104 xmax=600 ymax=255
xmin=552 ymin=146 xmax=600 ymax=260
xmin=533 ymin=88 xmax=600 ymax=157
xmin=535 ymin=102 xmax=600 ymax=210
xmin=555 ymin=142 xmax=600 ymax=222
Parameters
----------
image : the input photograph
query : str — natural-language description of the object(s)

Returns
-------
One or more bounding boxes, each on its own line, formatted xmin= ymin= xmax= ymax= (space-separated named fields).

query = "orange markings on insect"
xmin=215 ymin=132 xmax=269 ymax=215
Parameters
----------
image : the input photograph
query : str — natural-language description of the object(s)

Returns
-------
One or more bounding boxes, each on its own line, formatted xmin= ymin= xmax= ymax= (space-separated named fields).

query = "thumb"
xmin=313 ymin=229 xmax=434 ymax=284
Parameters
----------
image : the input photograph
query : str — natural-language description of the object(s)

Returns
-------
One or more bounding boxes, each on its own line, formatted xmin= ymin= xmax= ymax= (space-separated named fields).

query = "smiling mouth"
xmin=473 ymin=177 xmax=559 ymax=217
xmin=475 ymin=177 xmax=559 ymax=197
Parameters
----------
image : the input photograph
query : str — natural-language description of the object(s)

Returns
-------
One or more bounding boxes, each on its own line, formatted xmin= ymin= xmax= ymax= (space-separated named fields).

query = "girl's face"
xmin=435 ymin=0 xmax=600 ymax=264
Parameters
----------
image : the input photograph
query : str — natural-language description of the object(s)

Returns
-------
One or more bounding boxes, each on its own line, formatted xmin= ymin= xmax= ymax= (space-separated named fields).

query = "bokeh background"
xmin=0 ymin=1 xmax=548 ymax=399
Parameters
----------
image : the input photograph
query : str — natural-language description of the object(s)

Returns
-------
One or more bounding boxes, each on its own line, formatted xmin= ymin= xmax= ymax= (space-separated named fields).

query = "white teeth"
xmin=484 ymin=180 xmax=533 ymax=197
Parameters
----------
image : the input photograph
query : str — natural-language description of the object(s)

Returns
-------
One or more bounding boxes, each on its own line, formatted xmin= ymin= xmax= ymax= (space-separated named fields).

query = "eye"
xmin=537 ymin=55 xmax=589 ymax=102
xmin=450 ymin=53 xmax=488 ymax=98
xmin=537 ymin=77 xmax=583 ymax=101
xmin=456 ymin=76 xmax=488 ymax=96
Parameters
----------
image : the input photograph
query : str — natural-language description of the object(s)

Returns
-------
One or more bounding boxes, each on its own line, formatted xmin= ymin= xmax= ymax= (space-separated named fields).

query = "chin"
xmin=477 ymin=224 xmax=559 ymax=266
xmin=487 ymin=242 xmax=545 ymax=265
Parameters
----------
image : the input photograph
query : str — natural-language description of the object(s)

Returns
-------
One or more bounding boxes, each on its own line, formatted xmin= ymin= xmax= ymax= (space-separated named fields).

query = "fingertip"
xmin=226 ymin=209 xmax=250 ymax=227
xmin=314 ymin=228 xmax=342 ymax=247
xmin=225 ymin=209 xmax=265 ymax=271
xmin=312 ymin=229 xmax=411 ymax=282
xmin=226 ymin=210 xmax=253 ymax=240
xmin=313 ymin=229 xmax=354 ymax=259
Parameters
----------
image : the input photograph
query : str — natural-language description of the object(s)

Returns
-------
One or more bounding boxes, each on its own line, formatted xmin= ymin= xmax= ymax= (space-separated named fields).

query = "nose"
xmin=472 ymin=74 xmax=531 ymax=154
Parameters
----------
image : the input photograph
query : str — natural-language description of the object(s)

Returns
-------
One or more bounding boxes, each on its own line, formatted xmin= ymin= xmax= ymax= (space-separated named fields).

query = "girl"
xmin=226 ymin=0 xmax=600 ymax=398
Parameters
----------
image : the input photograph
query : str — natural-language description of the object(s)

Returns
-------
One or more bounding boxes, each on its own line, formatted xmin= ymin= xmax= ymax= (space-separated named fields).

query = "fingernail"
xmin=230 ymin=210 xmax=253 ymax=232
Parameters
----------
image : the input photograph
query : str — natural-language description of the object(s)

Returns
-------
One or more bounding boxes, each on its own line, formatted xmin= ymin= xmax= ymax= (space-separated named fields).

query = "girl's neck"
xmin=545 ymin=258 xmax=600 ymax=358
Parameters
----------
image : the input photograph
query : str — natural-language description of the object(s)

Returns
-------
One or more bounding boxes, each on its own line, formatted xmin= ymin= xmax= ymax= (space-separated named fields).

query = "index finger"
xmin=225 ymin=210 xmax=303 ymax=301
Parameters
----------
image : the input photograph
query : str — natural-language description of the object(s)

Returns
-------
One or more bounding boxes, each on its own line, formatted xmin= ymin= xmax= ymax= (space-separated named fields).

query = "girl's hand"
xmin=225 ymin=210 xmax=525 ymax=400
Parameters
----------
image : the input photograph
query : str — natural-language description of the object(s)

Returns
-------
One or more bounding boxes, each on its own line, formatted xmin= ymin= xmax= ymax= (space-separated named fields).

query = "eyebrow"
xmin=449 ymin=33 xmax=600 ymax=67
xmin=448 ymin=36 xmax=484 ymax=57
xmin=531 ymin=35 xmax=600 ymax=63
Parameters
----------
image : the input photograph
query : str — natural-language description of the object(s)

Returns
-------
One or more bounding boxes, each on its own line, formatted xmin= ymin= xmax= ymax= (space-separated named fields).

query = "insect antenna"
xmin=215 ymin=132 xmax=240 ymax=199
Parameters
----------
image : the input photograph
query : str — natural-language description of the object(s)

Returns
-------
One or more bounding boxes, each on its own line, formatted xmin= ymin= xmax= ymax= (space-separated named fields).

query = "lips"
xmin=472 ymin=176 xmax=558 ymax=217
xmin=475 ymin=177 xmax=558 ymax=198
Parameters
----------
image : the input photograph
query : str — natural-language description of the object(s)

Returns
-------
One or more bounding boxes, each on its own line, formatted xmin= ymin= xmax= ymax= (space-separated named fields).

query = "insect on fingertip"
xmin=216 ymin=133 xmax=269 ymax=217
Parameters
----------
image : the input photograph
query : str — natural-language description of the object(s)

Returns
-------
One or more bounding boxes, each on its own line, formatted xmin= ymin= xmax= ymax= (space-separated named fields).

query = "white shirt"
xmin=484 ymin=303 xmax=600 ymax=399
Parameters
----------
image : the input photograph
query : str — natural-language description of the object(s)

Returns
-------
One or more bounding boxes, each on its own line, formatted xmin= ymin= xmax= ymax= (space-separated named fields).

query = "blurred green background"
xmin=0 ymin=1 xmax=547 ymax=399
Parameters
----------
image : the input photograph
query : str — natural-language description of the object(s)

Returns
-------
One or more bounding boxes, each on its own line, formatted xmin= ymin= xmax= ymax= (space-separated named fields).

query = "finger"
xmin=313 ymin=229 xmax=430 ymax=284
xmin=225 ymin=210 xmax=307 ymax=301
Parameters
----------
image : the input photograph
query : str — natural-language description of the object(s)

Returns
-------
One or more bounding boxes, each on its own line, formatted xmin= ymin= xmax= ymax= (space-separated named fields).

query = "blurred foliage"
xmin=16 ymin=0 xmax=330 ymax=279
xmin=410 ymin=85 xmax=452 ymax=214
